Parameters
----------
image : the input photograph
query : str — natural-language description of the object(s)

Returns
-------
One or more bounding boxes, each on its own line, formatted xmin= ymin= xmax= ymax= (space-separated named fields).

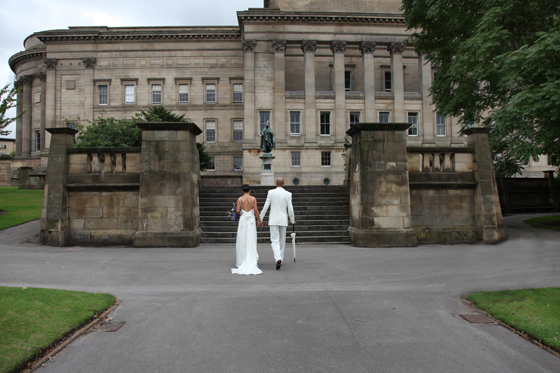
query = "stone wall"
xmin=0 ymin=157 xmax=11 ymax=186
xmin=266 ymin=0 xmax=403 ymax=14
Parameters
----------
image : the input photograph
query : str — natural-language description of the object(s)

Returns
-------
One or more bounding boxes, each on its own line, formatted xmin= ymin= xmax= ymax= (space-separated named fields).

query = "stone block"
xmin=374 ymin=216 xmax=404 ymax=229
xmin=117 ymin=218 xmax=138 ymax=230
xmin=84 ymin=218 xmax=118 ymax=230
xmin=102 ymin=206 xmax=138 ymax=219
xmin=90 ymin=231 xmax=135 ymax=246
xmin=70 ymin=218 xmax=85 ymax=230
xmin=348 ymin=226 xmax=417 ymax=247
xmin=68 ymin=207 xmax=103 ymax=219
xmin=133 ymin=229 xmax=202 ymax=247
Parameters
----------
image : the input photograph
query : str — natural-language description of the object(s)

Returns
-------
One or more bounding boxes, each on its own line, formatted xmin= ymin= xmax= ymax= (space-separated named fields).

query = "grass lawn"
xmin=0 ymin=287 xmax=115 ymax=373
xmin=0 ymin=187 xmax=43 ymax=230
xmin=465 ymin=288 xmax=560 ymax=352
xmin=525 ymin=215 xmax=560 ymax=231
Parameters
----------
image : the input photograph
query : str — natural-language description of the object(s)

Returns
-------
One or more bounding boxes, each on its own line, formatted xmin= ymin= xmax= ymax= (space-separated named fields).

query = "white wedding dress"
xmin=232 ymin=202 xmax=262 ymax=275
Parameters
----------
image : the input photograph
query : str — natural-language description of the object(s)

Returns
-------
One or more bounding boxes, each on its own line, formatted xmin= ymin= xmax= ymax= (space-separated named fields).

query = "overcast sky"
xmin=0 ymin=0 xmax=264 ymax=138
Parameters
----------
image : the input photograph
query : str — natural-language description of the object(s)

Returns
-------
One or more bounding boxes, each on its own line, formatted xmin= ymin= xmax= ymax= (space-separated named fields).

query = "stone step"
xmin=200 ymin=205 xmax=349 ymax=212
xmin=201 ymin=236 xmax=351 ymax=244
xmin=200 ymin=219 xmax=349 ymax=227
xmin=201 ymin=224 xmax=349 ymax=231
xmin=201 ymin=214 xmax=349 ymax=221
xmin=202 ymin=230 xmax=349 ymax=238
xmin=199 ymin=197 xmax=350 ymax=202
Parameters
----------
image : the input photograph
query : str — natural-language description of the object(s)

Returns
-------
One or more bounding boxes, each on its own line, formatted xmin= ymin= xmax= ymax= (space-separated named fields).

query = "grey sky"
xmin=0 ymin=0 xmax=264 ymax=138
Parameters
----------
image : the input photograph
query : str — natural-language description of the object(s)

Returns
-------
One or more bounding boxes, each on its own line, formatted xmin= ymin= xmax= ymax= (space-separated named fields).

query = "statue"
xmin=260 ymin=121 xmax=275 ymax=153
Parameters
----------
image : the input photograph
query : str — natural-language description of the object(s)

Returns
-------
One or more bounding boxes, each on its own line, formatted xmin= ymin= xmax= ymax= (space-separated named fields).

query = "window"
xmin=206 ymin=84 xmax=216 ymax=103
xmin=233 ymin=157 xmax=243 ymax=171
xmin=384 ymin=71 xmax=392 ymax=92
xmin=206 ymin=121 xmax=216 ymax=143
xmin=98 ymin=85 xmax=108 ymax=105
xmin=350 ymin=112 xmax=360 ymax=126
xmin=35 ymin=131 xmax=41 ymax=152
xmin=436 ymin=114 xmax=446 ymax=136
xmin=208 ymin=157 xmax=215 ymax=171
xmin=321 ymin=151 xmax=331 ymax=166
xmin=233 ymin=84 xmax=243 ymax=103
xmin=233 ymin=120 xmax=243 ymax=142
xmin=291 ymin=152 xmax=301 ymax=167
xmin=152 ymin=84 xmax=162 ymax=104
xmin=290 ymin=112 xmax=301 ymax=135
xmin=345 ymin=71 xmax=352 ymax=91
xmin=179 ymin=84 xmax=189 ymax=103
xmin=379 ymin=112 xmax=390 ymax=123
xmin=260 ymin=111 xmax=270 ymax=134
xmin=320 ymin=112 xmax=331 ymax=136
xmin=408 ymin=113 xmax=418 ymax=136
xmin=1 ymin=145 xmax=6 ymax=149
xmin=125 ymin=85 xmax=135 ymax=104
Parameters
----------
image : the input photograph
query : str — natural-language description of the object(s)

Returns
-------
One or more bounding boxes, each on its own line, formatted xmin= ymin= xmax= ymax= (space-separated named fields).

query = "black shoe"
xmin=276 ymin=260 xmax=282 ymax=270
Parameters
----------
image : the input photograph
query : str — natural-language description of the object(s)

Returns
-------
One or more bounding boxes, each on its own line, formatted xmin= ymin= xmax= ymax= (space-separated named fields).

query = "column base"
xmin=482 ymin=226 xmax=506 ymax=244
xmin=348 ymin=226 xmax=417 ymax=247
xmin=133 ymin=229 xmax=202 ymax=248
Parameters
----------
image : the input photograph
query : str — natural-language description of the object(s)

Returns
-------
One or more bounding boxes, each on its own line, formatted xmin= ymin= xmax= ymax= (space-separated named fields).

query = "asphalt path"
xmin=1 ymin=214 xmax=559 ymax=372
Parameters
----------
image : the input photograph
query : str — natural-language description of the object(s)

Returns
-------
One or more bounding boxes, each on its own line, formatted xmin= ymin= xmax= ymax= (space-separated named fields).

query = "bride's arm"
xmin=236 ymin=197 xmax=241 ymax=215
xmin=253 ymin=197 xmax=263 ymax=225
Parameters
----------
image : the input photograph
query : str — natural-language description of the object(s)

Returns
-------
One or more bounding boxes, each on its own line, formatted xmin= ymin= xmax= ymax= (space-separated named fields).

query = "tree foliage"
xmin=402 ymin=0 xmax=560 ymax=176
xmin=0 ymin=83 xmax=23 ymax=137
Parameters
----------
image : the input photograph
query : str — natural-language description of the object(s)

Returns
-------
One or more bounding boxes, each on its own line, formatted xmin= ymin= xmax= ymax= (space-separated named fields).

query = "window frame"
xmin=233 ymin=156 xmax=243 ymax=171
xmin=384 ymin=71 xmax=392 ymax=92
xmin=320 ymin=111 xmax=331 ymax=136
xmin=233 ymin=120 xmax=243 ymax=142
xmin=290 ymin=111 xmax=301 ymax=135
xmin=436 ymin=114 xmax=447 ymax=137
xmin=35 ymin=130 xmax=41 ymax=152
xmin=202 ymin=77 xmax=220 ymax=104
xmin=259 ymin=111 xmax=271 ymax=135
xmin=175 ymin=77 xmax=192 ymax=105
xmin=379 ymin=112 xmax=390 ymax=123
xmin=207 ymin=157 xmax=215 ymax=171
xmin=321 ymin=151 xmax=332 ymax=167
xmin=94 ymin=79 xmax=111 ymax=107
xmin=147 ymin=78 xmax=165 ymax=105
xmin=205 ymin=120 xmax=217 ymax=143
xmin=345 ymin=70 xmax=352 ymax=92
xmin=233 ymin=83 xmax=243 ymax=103
xmin=407 ymin=112 xmax=418 ymax=136
xmin=291 ymin=151 xmax=301 ymax=167
xmin=349 ymin=111 xmax=361 ymax=126
xmin=98 ymin=85 xmax=108 ymax=106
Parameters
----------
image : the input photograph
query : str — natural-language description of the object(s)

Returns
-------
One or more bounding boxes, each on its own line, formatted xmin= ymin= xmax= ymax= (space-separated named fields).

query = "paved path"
xmin=1 ymin=215 xmax=559 ymax=372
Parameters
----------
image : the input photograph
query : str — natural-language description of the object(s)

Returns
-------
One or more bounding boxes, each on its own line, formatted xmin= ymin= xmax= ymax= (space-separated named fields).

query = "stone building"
xmin=9 ymin=0 xmax=473 ymax=186
xmin=0 ymin=138 xmax=15 ymax=155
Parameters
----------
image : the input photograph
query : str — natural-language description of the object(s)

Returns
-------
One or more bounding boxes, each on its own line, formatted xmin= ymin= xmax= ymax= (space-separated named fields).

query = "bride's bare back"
xmin=237 ymin=192 xmax=263 ymax=225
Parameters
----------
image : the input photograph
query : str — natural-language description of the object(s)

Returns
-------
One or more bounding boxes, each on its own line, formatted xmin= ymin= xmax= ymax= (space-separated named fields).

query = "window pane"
xmin=179 ymin=84 xmax=189 ymax=103
xmin=99 ymin=85 xmax=107 ymax=105
xmin=206 ymin=122 xmax=216 ymax=143
xmin=260 ymin=112 xmax=270 ymax=134
xmin=379 ymin=112 xmax=389 ymax=123
xmin=233 ymin=120 xmax=243 ymax=142
xmin=152 ymin=84 xmax=161 ymax=104
xmin=436 ymin=114 xmax=446 ymax=136
xmin=408 ymin=113 xmax=418 ymax=136
xmin=206 ymin=84 xmax=216 ymax=103
xmin=208 ymin=157 xmax=215 ymax=170
xmin=345 ymin=71 xmax=351 ymax=91
xmin=35 ymin=131 xmax=41 ymax=152
xmin=384 ymin=71 xmax=392 ymax=92
xmin=321 ymin=151 xmax=331 ymax=166
xmin=291 ymin=152 xmax=301 ymax=167
xmin=233 ymin=83 xmax=243 ymax=103
xmin=320 ymin=112 xmax=330 ymax=135
xmin=350 ymin=112 xmax=360 ymax=126
xmin=125 ymin=85 xmax=135 ymax=104
xmin=233 ymin=157 xmax=243 ymax=171
xmin=290 ymin=112 xmax=300 ymax=134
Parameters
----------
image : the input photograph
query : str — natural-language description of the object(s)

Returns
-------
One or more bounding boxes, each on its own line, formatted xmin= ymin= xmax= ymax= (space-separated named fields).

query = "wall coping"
xmin=407 ymin=146 xmax=474 ymax=154
xmin=136 ymin=122 xmax=202 ymax=135
xmin=464 ymin=127 xmax=491 ymax=135
xmin=46 ymin=128 xmax=79 ymax=135
xmin=346 ymin=122 xmax=411 ymax=136
xmin=68 ymin=147 xmax=141 ymax=154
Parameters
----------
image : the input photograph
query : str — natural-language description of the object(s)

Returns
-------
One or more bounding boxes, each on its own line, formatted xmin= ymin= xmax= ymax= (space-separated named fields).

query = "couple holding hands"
xmin=231 ymin=177 xmax=296 ymax=275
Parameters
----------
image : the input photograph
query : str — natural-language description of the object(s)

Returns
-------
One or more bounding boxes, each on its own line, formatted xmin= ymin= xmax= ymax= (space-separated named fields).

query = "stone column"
xmin=242 ymin=41 xmax=257 ymax=143
xmin=388 ymin=43 xmax=405 ymax=123
xmin=273 ymin=41 xmax=287 ymax=142
xmin=83 ymin=58 xmax=96 ymax=122
xmin=360 ymin=42 xmax=376 ymax=122
xmin=44 ymin=59 xmax=57 ymax=149
xmin=332 ymin=41 xmax=347 ymax=141
xmin=41 ymin=127 xmax=78 ymax=246
xmin=21 ymin=75 xmax=33 ymax=157
xmin=133 ymin=122 xmax=203 ymax=247
xmin=464 ymin=128 xmax=506 ymax=243
xmin=347 ymin=122 xmax=417 ymax=247
xmin=418 ymin=51 xmax=435 ymax=144
xmin=302 ymin=41 xmax=317 ymax=143
xmin=14 ymin=79 xmax=23 ymax=157
xmin=38 ymin=72 xmax=47 ymax=152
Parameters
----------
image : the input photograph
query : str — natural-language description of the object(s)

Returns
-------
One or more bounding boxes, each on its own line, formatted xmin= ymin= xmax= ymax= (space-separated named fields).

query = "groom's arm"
xmin=260 ymin=191 xmax=271 ymax=221
xmin=287 ymin=194 xmax=295 ymax=224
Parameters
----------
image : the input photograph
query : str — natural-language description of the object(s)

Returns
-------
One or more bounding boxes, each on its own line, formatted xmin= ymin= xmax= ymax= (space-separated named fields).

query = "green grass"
xmin=525 ymin=215 xmax=560 ymax=231
xmin=0 ymin=287 xmax=115 ymax=373
xmin=0 ymin=187 xmax=43 ymax=230
xmin=465 ymin=288 xmax=560 ymax=351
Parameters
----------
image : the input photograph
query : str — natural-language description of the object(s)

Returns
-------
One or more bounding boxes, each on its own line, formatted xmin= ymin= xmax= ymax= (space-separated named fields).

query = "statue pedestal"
xmin=260 ymin=153 xmax=275 ymax=186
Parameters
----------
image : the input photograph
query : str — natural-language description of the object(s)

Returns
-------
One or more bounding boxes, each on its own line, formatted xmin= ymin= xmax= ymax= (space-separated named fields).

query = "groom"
xmin=259 ymin=177 xmax=296 ymax=270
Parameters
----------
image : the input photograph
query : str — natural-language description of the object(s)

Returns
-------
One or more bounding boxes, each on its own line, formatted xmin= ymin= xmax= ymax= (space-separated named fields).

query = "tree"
xmin=402 ymin=0 xmax=560 ymax=176
xmin=74 ymin=117 xmax=142 ymax=148
xmin=133 ymin=106 xmax=186 ymax=122
xmin=0 ymin=83 xmax=23 ymax=137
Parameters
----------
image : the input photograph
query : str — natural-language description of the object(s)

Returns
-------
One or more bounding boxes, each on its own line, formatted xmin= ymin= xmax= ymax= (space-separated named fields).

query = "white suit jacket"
xmin=260 ymin=187 xmax=295 ymax=227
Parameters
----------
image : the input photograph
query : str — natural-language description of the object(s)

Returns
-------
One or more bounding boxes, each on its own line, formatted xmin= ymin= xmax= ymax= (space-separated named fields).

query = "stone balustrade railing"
xmin=407 ymin=147 xmax=474 ymax=173
xmin=67 ymin=147 xmax=141 ymax=174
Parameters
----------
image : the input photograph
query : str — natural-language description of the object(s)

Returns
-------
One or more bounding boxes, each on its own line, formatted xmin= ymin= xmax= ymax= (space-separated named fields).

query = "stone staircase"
xmin=199 ymin=185 xmax=351 ymax=244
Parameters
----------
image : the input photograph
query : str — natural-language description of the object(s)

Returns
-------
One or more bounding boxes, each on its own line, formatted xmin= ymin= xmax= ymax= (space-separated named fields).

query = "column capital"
xmin=330 ymin=41 xmax=347 ymax=54
xmin=21 ymin=75 xmax=34 ymax=87
xmin=301 ymin=40 xmax=317 ymax=54
xmin=83 ymin=57 xmax=97 ymax=68
xmin=38 ymin=71 xmax=47 ymax=82
xmin=242 ymin=40 xmax=257 ymax=52
xmin=272 ymin=40 xmax=287 ymax=53
xmin=44 ymin=59 xmax=58 ymax=70
xmin=360 ymin=41 xmax=376 ymax=55
xmin=14 ymin=78 xmax=24 ymax=89
xmin=388 ymin=42 xmax=405 ymax=55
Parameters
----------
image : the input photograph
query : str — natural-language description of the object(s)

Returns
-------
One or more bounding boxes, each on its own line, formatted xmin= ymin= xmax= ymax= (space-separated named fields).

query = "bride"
xmin=232 ymin=184 xmax=264 ymax=275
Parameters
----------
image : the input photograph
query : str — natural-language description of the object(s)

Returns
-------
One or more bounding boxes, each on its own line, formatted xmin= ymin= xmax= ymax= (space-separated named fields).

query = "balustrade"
xmin=67 ymin=148 xmax=141 ymax=174
xmin=407 ymin=148 xmax=474 ymax=173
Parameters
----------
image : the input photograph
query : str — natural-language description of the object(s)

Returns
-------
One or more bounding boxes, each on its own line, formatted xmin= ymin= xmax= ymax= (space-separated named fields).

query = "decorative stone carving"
xmin=37 ymin=72 xmax=47 ymax=82
xmin=83 ymin=57 xmax=97 ymax=68
xmin=272 ymin=40 xmax=287 ymax=53
xmin=388 ymin=42 xmax=405 ymax=55
xmin=14 ymin=78 xmax=24 ymax=89
xmin=330 ymin=41 xmax=347 ymax=54
xmin=44 ymin=59 xmax=58 ymax=70
xmin=242 ymin=40 xmax=256 ymax=52
xmin=360 ymin=41 xmax=376 ymax=54
xmin=21 ymin=75 xmax=34 ymax=87
xmin=301 ymin=40 xmax=317 ymax=53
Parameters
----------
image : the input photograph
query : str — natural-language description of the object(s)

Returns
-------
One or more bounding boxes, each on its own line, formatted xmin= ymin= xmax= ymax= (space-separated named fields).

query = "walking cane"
xmin=291 ymin=224 xmax=296 ymax=263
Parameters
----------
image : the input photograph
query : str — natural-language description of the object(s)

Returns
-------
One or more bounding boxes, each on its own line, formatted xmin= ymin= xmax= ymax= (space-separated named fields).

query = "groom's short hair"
xmin=242 ymin=184 xmax=251 ymax=193
xmin=276 ymin=178 xmax=285 ymax=186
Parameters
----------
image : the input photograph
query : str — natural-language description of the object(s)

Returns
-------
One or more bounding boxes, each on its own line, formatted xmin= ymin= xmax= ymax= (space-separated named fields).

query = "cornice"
xmin=9 ymin=47 xmax=46 ymax=72
xmin=237 ymin=11 xmax=406 ymax=25
xmin=35 ymin=29 xmax=241 ymax=43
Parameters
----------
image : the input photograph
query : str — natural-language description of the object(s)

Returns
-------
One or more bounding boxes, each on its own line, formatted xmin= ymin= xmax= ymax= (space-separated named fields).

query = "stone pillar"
xmin=14 ymin=79 xmax=23 ymax=157
xmin=38 ymin=72 xmax=47 ymax=151
xmin=41 ymin=127 xmax=78 ymax=246
xmin=133 ymin=122 xmax=203 ymax=247
xmin=388 ymin=43 xmax=405 ymax=123
xmin=302 ymin=41 xmax=317 ymax=143
xmin=360 ymin=42 xmax=376 ymax=122
xmin=272 ymin=41 xmax=287 ymax=142
xmin=465 ymin=128 xmax=506 ymax=243
xmin=418 ymin=52 xmax=435 ymax=144
xmin=44 ymin=59 xmax=57 ymax=149
xmin=21 ymin=75 xmax=33 ymax=157
xmin=347 ymin=122 xmax=417 ymax=247
xmin=332 ymin=41 xmax=347 ymax=141
xmin=242 ymin=41 xmax=257 ymax=143
xmin=83 ymin=58 xmax=96 ymax=122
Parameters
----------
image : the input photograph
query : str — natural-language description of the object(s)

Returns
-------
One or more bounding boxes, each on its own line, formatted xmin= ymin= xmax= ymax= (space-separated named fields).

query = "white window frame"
xmin=98 ymin=85 xmax=108 ymax=105
xmin=233 ymin=120 xmax=243 ymax=142
xmin=321 ymin=151 xmax=331 ymax=167
xmin=202 ymin=77 xmax=219 ymax=104
xmin=125 ymin=85 xmax=135 ymax=104
xmin=207 ymin=157 xmax=215 ymax=171
xmin=291 ymin=151 xmax=301 ymax=167
xmin=147 ymin=78 xmax=165 ymax=105
xmin=233 ymin=83 xmax=243 ymax=103
xmin=175 ymin=78 xmax=192 ymax=105
xmin=206 ymin=121 xmax=216 ymax=143
xmin=179 ymin=84 xmax=189 ymax=103
xmin=349 ymin=111 xmax=360 ymax=126
xmin=151 ymin=84 xmax=162 ymax=104
xmin=407 ymin=112 xmax=418 ymax=136
xmin=436 ymin=114 xmax=447 ymax=136
xmin=259 ymin=111 xmax=271 ymax=135
xmin=233 ymin=156 xmax=243 ymax=171
xmin=94 ymin=80 xmax=111 ymax=107
xmin=379 ymin=112 xmax=390 ymax=123
xmin=320 ymin=111 xmax=331 ymax=136
xmin=290 ymin=111 xmax=301 ymax=135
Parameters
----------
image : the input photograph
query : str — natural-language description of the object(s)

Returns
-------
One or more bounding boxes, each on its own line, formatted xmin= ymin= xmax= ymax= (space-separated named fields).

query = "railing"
xmin=407 ymin=147 xmax=474 ymax=173
xmin=67 ymin=147 xmax=141 ymax=174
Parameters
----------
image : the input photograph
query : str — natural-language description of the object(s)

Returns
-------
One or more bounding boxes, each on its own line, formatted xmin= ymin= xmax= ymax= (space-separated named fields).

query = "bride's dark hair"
xmin=242 ymin=184 xmax=251 ymax=193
